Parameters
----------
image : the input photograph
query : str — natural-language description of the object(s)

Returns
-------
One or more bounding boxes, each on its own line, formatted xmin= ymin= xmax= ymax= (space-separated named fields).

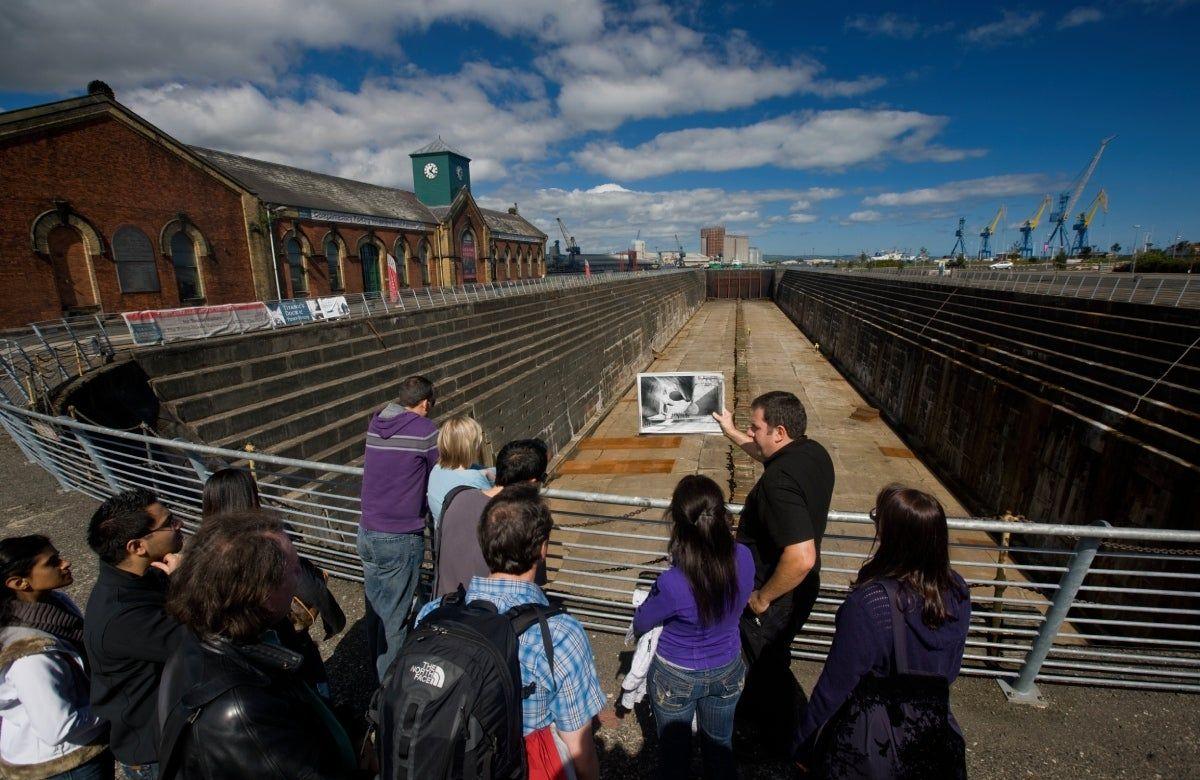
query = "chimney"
xmin=507 ymin=203 xmax=519 ymax=215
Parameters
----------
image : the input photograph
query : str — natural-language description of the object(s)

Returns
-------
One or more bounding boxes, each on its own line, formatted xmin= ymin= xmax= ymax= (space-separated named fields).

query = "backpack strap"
xmin=432 ymin=485 xmax=478 ymax=570
xmin=507 ymin=603 xmax=566 ymax=684
xmin=879 ymin=579 xmax=910 ymax=675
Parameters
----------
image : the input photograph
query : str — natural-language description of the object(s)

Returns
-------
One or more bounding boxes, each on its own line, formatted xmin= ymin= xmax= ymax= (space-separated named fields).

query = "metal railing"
xmin=0 ymin=270 xmax=691 ymax=408
xmin=820 ymin=267 xmax=1200 ymax=309
xmin=1 ymin=400 xmax=1197 ymax=702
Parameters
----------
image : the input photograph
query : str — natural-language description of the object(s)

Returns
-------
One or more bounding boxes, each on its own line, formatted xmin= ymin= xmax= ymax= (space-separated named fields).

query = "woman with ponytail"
xmin=0 ymin=535 xmax=110 ymax=779
xmin=633 ymin=475 xmax=754 ymax=779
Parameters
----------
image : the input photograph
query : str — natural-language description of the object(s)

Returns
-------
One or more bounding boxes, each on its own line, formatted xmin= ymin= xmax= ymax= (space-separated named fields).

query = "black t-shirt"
xmin=736 ymin=437 xmax=835 ymax=591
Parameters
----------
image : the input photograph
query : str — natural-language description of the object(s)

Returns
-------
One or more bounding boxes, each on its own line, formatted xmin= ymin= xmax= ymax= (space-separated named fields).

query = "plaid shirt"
xmin=417 ymin=576 xmax=606 ymax=735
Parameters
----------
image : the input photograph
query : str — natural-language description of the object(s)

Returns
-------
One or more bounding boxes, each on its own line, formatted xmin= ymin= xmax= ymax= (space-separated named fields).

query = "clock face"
xmin=455 ymin=165 xmax=464 ymax=180
xmin=423 ymin=162 xmax=439 ymax=179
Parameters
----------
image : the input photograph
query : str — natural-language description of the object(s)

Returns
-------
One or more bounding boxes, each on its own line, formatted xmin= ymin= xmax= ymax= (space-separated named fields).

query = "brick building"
xmin=0 ymin=83 xmax=546 ymax=328
xmin=700 ymin=225 xmax=725 ymax=259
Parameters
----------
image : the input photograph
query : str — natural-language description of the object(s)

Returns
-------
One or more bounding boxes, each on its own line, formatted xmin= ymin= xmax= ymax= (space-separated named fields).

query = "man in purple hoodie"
xmin=358 ymin=375 xmax=438 ymax=680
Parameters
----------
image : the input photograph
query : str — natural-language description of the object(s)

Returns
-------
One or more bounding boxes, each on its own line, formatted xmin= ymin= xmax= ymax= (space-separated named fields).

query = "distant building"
xmin=726 ymin=234 xmax=749 ymax=263
xmin=700 ymin=226 xmax=726 ymax=258
xmin=748 ymin=247 xmax=763 ymax=264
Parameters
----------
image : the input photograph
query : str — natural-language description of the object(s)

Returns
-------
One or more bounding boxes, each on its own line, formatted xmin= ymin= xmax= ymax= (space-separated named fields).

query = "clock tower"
xmin=410 ymin=137 xmax=471 ymax=207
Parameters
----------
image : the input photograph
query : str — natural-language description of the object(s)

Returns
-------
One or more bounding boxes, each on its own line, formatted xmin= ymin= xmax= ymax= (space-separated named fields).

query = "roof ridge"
xmin=189 ymin=146 xmax=420 ymax=197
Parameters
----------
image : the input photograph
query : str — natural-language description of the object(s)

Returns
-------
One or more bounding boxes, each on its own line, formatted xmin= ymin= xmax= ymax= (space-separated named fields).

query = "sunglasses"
xmin=143 ymin=511 xmax=183 ymax=537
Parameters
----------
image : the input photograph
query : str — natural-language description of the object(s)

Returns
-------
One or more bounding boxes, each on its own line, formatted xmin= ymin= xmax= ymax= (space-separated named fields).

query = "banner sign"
xmin=386 ymin=254 xmax=400 ymax=303
xmin=122 ymin=303 xmax=275 ymax=345
xmin=316 ymin=296 xmax=350 ymax=320
xmin=270 ymin=299 xmax=314 ymax=326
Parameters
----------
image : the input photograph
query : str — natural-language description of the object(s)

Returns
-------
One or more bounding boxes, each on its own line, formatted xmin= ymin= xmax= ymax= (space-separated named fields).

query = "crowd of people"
xmin=0 ymin=374 xmax=971 ymax=779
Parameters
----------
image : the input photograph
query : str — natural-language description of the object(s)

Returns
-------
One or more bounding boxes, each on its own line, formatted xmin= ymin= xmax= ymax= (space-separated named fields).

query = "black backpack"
xmin=370 ymin=586 xmax=564 ymax=779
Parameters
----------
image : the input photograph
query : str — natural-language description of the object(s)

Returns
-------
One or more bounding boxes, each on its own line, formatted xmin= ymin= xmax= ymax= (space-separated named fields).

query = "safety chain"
xmin=577 ymin=554 xmax=669 ymax=576
xmin=995 ymin=511 xmax=1200 ymax=556
xmin=554 ymin=504 xmax=652 ymax=530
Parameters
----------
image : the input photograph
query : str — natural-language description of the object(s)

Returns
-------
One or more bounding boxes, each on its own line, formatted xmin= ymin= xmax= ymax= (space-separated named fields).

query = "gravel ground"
xmin=3 ymin=435 xmax=1197 ymax=779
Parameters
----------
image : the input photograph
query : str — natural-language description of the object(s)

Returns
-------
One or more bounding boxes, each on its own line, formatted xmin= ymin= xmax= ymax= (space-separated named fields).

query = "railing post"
xmin=181 ymin=441 xmax=212 ymax=484
xmin=998 ymin=519 xmax=1109 ymax=706
xmin=71 ymin=423 xmax=122 ymax=491
xmin=1150 ymin=278 xmax=1164 ymax=305
xmin=5 ymin=412 xmax=73 ymax=491
xmin=1176 ymin=276 xmax=1191 ymax=307
xmin=0 ymin=407 xmax=39 ymax=464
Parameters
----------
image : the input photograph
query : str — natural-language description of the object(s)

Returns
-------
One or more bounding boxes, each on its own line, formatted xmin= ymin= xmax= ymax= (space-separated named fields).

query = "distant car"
xmin=990 ymin=260 xmax=1014 ymax=269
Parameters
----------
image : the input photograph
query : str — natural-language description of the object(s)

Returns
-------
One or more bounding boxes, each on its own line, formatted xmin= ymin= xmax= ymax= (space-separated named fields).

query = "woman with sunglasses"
xmin=795 ymin=484 xmax=971 ymax=778
xmin=1 ymin=535 xmax=111 ymax=779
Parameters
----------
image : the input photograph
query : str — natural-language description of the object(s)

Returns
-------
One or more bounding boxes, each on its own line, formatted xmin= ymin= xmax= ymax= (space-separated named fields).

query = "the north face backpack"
xmin=370 ymin=586 xmax=564 ymax=779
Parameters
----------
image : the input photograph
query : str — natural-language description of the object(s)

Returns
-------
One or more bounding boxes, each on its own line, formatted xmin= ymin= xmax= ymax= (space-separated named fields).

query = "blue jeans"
xmin=47 ymin=751 xmax=114 ymax=780
xmin=357 ymin=528 xmax=425 ymax=680
xmin=650 ymin=654 xmax=745 ymax=780
xmin=118 ymin=761 xmax=157 ymax=780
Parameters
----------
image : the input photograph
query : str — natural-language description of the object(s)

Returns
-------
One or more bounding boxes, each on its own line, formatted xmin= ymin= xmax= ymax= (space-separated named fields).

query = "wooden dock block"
xmin=558 ymin=458 xmax=677 ymax=475
xmin=578 ymin=436 xmax=683 ymax=450
xmin=878 ymin=446 xmax=916 ymax=459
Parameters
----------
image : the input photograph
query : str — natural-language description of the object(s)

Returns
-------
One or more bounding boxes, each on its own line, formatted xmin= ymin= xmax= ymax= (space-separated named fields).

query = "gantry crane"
xmin=949 ymin=218 xmax=968 ymax=258
xmin=1018 ymin=195 xmax=1051 ymax=259
xmin=555 ymin=217 xmax=581 ymax=267
xmin=1070 ymin=188 xmax=1108 ymax=256
xmin=1046 ymin=135 xmax=1115 ymax=254
xmin=674 ymin=233 xmax=684 ymax=263
xmin=978 ymin=206 xmax=1006 ymax=260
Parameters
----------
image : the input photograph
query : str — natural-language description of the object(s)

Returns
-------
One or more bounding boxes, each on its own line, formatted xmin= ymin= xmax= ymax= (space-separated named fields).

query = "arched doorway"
xmin=169 ymin=231 xmax=203 ymax=301
xmin=360 ymin=241 xmax=381 ymax=293
xmin=461 ymin=230 xmax=477 ymax=283
xmin=48 ymin=225 xmax=97 ymax=310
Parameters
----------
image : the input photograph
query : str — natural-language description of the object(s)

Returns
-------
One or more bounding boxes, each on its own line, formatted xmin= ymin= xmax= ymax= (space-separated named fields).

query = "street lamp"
xmin=1131 ymin=224 xmax=1141 ymax=274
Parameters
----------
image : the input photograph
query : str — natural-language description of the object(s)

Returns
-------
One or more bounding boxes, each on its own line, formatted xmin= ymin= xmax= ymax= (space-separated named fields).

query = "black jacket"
xmin=157 ymin=630 xmax=358 ymax=780
xmin=83 ymin=562 xmax=184 ymax=764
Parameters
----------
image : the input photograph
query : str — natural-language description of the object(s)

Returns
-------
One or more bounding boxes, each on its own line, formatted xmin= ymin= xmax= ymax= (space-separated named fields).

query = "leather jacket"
xmin=157 ymin=630 xmax=357 ymax=779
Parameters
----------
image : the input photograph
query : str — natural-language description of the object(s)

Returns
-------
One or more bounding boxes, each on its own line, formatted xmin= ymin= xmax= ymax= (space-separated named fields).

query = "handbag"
xmin=809 ymin=579 xmax=966 ymax=780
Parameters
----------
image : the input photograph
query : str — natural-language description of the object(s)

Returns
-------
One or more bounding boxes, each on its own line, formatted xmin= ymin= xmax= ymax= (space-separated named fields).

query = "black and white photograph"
xmin=637 ymin=372 xmax=725 ymax=435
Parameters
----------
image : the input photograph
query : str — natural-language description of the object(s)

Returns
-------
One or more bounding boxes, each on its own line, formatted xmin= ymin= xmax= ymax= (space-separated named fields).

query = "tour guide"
xmin=713 ymin=391 xmax=834 ymax=755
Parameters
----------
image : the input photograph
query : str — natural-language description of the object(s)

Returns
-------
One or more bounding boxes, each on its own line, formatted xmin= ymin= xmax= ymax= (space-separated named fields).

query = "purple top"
xmin=633 ymin=543 xmax=755 ymax=670
xmin=797 ymin=575 xmax=971 ymax=749
xmin=359 ymin=404 xmax=438 ymax=534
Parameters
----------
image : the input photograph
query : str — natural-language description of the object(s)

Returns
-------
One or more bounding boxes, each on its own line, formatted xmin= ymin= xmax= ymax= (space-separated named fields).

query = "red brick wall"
xmin=0 ymin=116 xmax=258 ymax=327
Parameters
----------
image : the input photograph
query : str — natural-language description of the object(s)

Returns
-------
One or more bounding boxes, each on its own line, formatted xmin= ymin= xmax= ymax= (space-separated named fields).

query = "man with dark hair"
xmin=417 ymin=485 xmax=603 ymax=780
xmin=433 ymin=438 xmax=549 ymax=597
xmin=83 ymin=488 xmax=185 ymax=780
xmin=713 ymin=390 xmax=834 ymax=756
xmin=156 ymin=511 xmax=358 ymax=779
xmin=359 ymin=375 xmax=438 ymax=680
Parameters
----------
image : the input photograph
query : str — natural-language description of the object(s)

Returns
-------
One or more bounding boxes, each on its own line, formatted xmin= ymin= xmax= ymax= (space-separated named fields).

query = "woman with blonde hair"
xmin=426 ymin=415 xmax=495 ymax=526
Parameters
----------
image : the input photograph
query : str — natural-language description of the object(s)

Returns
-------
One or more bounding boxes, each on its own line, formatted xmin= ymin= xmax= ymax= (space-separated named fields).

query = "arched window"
xmin=360 ymin=241 xmax=381 ymax=293
xmin=169 ymin=231 xmax=202 ymax=300
xmin=285 ymin=237 xmax=308 ymax=296
xmin=113 ymin=226 xmax=160 ymax=293
xmin=395 ymin=238 xmax=410 ymax=286
xmin=419 ymin=240 xmax=431 ymax=285
xmin=324 ymin=236 xmax=343 ymax=291
xmin=461 ymin=230 xmax=477 ymax=283
xmin=504 ymin=247 xmax=512 ymax=280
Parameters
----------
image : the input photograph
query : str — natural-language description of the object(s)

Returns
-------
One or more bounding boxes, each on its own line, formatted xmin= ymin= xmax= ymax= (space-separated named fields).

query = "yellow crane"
xmin=978 ymin=205 xmax=1006 ymax=259
xmin=1071 ymin=189 xmax=1108 ymax=256
xmin=1018 ymin=195 xmax=1051 ymax=258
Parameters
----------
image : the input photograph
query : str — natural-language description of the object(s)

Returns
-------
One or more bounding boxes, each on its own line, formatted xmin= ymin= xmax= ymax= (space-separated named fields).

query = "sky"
xmin=1 ymin=1 xmax=1197 ymax=256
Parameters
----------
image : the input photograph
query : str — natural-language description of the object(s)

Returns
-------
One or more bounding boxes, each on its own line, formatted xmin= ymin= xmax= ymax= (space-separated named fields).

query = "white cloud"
xmin=863 ymin=174 xmax=1052 ymax=207
xmin=537 ymin=7 xmax=882 ymax=130
xmin=1058 ymin=7 xmax=1105 ymax=28
xmin=0 ymin=0 xmax=605 ymax=92
xmin=847 ymin=210 xmax=884 ymax=222
xmin=573 ymin=110 xmax=983 ymax=179
xmin=788 ymin=213 xmax=819 ymax=224
xmin=126 ymin=65 xmax=565 ymax=188
xmin=962 ymin=10 xmax=1043 ymax=45
xmin=478 ymin=184 xmax=816 ymax=253
xmin=844 ymin=13 xmax=953 ymax=39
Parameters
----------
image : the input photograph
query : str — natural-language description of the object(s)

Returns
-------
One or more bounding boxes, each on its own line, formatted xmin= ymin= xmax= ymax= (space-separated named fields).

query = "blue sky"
xmin=1 ymin=1 xmax=1197 ymax=255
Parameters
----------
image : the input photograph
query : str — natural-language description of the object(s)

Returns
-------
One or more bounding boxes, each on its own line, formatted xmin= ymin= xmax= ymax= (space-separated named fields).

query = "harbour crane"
xmin=978 ymin=206 xmax=1006 ymax=260
xmin=949 ymin=217 xmax=968 ymax=259
xmin=555 ymin=217 xmax=581 ymax=266
xmin=674 ymin=233 xmax=684 ymax=265
xmin=1018 ymin=195 xmax=1051 ymax=259
xmin=1046 ymin=135 xmax=1115 ymax=255
xmin=1070 ymin=188 xmax=1108 ymax=256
